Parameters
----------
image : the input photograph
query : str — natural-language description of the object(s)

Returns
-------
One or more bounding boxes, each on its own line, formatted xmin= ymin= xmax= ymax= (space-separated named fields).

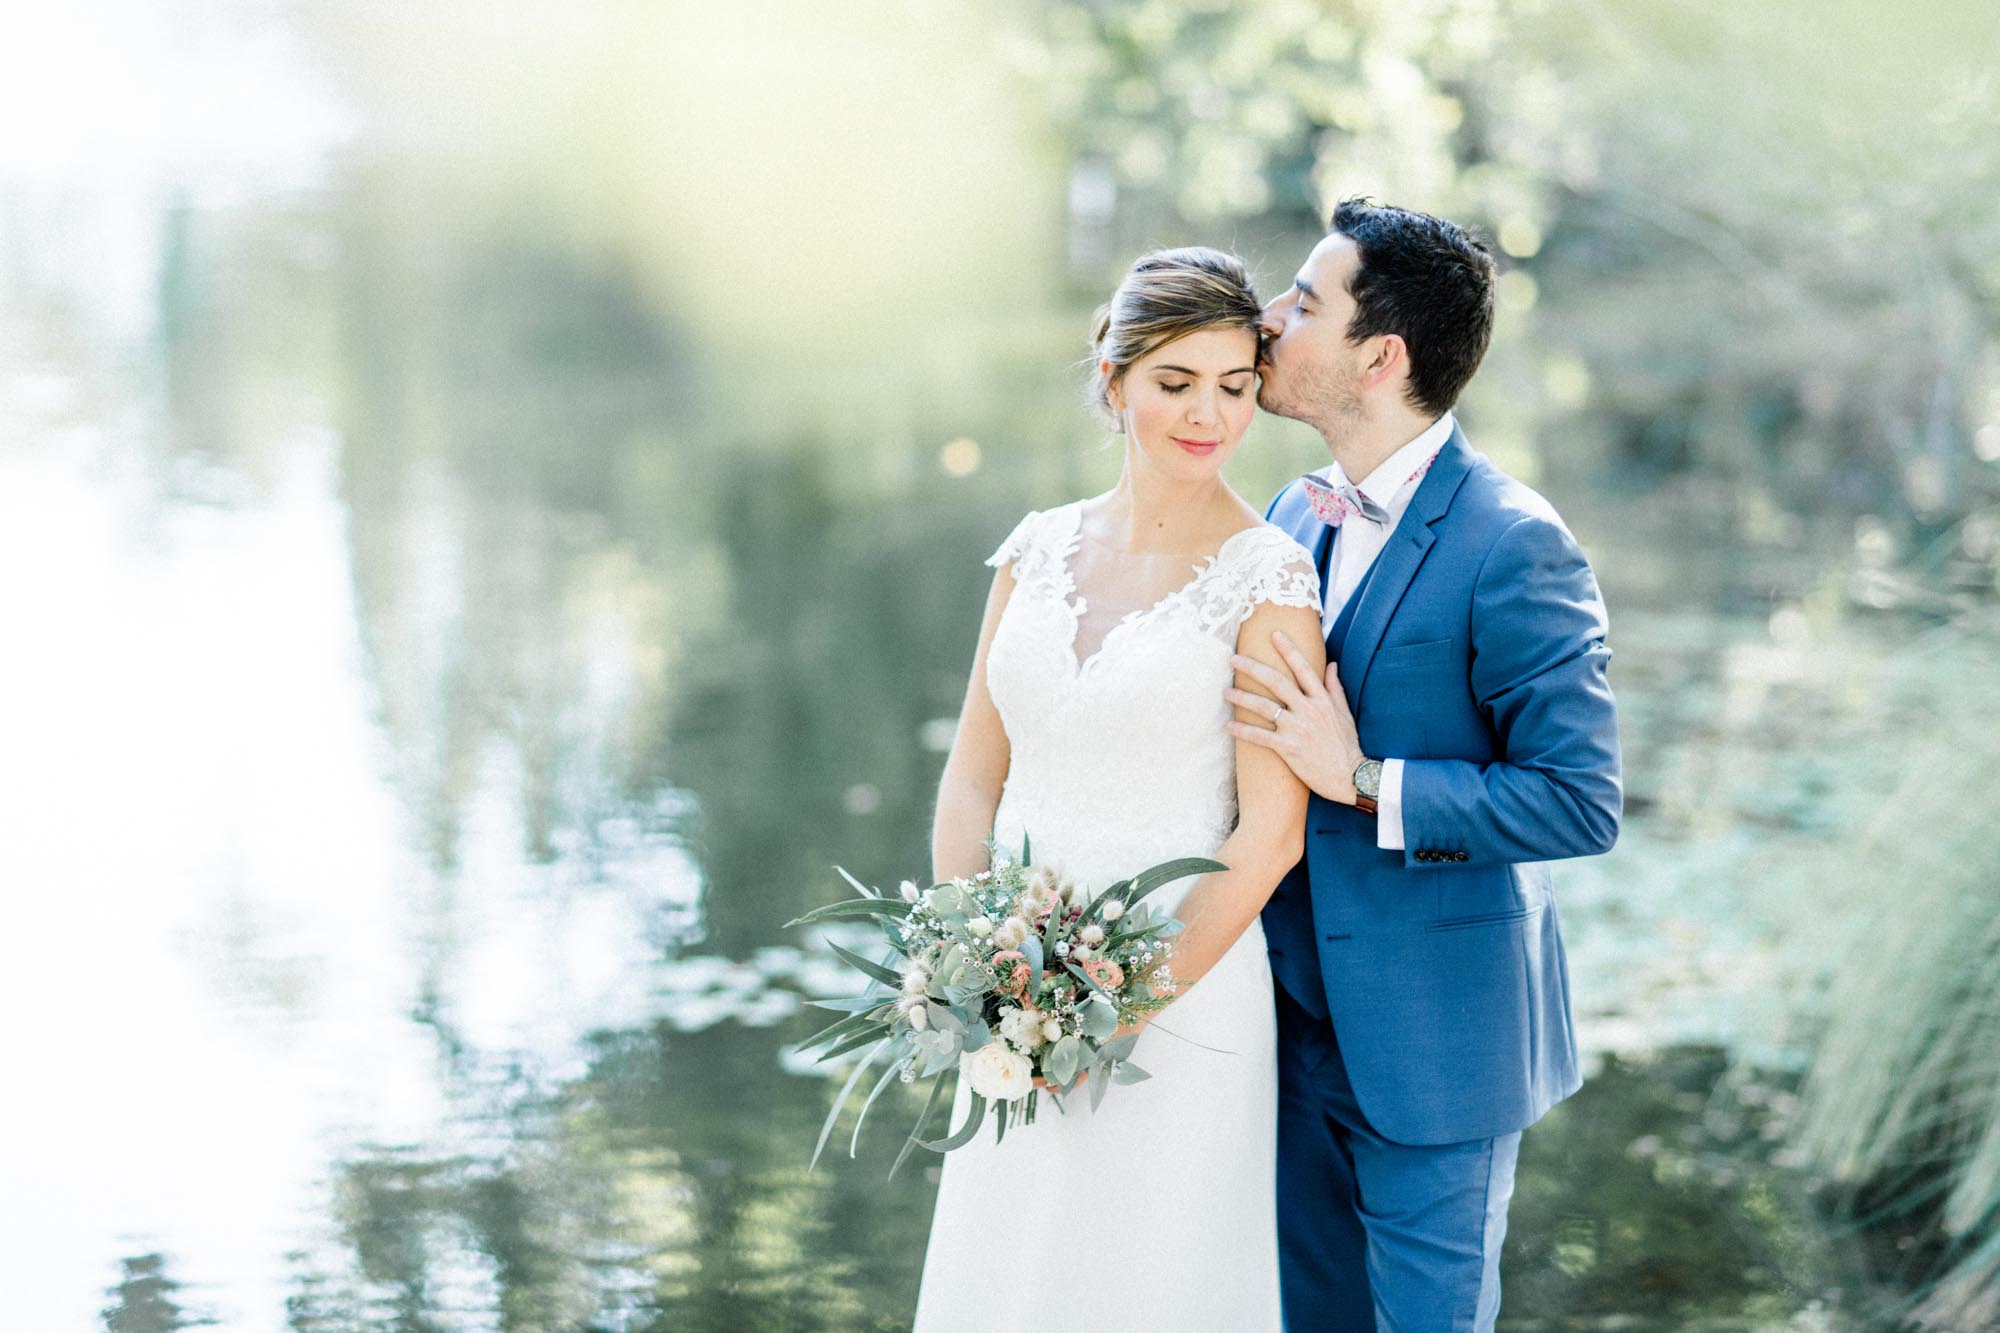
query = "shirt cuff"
xmin=1375 ymin=758 xmax=1406 ymax=851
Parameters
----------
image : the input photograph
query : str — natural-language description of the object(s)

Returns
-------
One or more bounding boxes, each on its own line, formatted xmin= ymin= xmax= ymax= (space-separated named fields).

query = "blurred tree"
xmin=1014 ymin=0 xmax=2000 ymax=560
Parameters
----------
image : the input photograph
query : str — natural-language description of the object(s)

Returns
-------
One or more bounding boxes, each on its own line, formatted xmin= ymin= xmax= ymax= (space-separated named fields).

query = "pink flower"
xmin=990 ymin=949 xmax=1032 ymax=997
xmin=1081 ymin=958 xmax=1125 ymax=990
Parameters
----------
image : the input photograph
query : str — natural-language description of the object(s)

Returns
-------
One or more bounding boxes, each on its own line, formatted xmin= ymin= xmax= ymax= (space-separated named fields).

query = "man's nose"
xmin=1256 ymin=306 xmax=1283 ymax=339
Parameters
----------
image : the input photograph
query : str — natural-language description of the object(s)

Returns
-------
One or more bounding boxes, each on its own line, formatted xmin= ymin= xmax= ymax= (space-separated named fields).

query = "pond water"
xmin=0 ymin=11 xmax=1904 ymax=1331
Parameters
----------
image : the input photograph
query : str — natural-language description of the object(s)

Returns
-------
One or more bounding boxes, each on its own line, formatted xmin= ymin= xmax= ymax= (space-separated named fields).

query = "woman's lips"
xmin=1173 ymin=437 xmax=1221 ymax=456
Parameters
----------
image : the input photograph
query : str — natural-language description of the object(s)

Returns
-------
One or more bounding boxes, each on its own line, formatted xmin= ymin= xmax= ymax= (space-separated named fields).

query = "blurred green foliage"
xmin=1772 ymin=613 xmax=2000 ymax=1328
xmin=1023 ymin=0 xmax=2000 ymax=545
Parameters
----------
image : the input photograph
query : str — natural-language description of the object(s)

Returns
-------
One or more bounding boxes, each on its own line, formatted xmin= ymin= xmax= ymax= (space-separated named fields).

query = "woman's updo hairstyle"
xmin=1087 ymin=246 xmax=1263 ymax=429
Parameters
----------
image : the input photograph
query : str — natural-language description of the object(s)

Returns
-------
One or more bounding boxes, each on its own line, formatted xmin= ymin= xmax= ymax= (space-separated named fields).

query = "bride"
xmin=914 ymin=247 xmax=1324 ymax=1330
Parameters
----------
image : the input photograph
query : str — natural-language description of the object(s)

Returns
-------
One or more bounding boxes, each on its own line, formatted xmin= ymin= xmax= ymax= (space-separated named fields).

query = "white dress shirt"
xmin=1314 ymin=412 xmax=1456 ymax=852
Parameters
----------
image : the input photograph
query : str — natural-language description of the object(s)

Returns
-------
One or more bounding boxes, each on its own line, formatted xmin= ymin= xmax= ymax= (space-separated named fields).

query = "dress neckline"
xmin=1045 ymin=502 xmax=1268 ymax=679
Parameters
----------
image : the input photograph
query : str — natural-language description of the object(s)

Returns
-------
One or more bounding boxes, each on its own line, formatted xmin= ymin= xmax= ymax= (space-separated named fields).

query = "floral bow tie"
xmin=1301 ymin=471 xmax=1388 ymax=527
xmin=1300 ymin=450 xmax=1441 ymax=528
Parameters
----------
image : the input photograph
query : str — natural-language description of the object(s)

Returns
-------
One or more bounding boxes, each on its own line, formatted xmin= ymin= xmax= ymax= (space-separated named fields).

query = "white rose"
xmin=899 ymin=880 xmax=922 ymax=902
xmin=1101 ymin=900 xmax=1124 ymax=922
xmin=962 ymin=1042 xmax=1034 ymax=1103
xmin=1079 ymin=924 xmax=1105 ymax=946
xmin=967 ymin=916 xmax=993 ymax=937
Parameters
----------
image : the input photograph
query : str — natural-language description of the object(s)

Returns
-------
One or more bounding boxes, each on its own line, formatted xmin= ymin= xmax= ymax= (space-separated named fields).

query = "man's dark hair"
xmin=1330 ymin=197 xmax=1497 ymax=417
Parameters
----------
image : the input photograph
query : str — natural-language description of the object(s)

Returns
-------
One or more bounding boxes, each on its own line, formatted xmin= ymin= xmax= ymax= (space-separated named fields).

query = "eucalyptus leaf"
xmin=961 ymin=1019 xmax=991 ymax=1052
xmin=1046 ymin=1034 xmax=1083 ymax=1086
xmin=797 ymin=1008 xmax=887 ymax=1053
xmin=826 ymin=939 xmax=905 ymax=988
xmin=890 ymin=1074 xmax=951 ymax=1181
xmin=807 ymin=993 xmax=894 ymax=1014
xmin=1080 ymin=997 xmax=1118 ymax=1041
xmin=818 ymin=1023 xmax=896 ymax=1064
xmin=935 ymin=952 xmax=964 ymax=989
xmin=924 ymin=1001 xmax=963 ymax=1036
xmin=1089 ymin=1064 xmax=1112 ymax=1112
xmin=1100 ymin=1031 xmax=1142 ymax=1062
xmin=1127 ymin=856 xmax=1227 ymax=901
xmin=920 ymin=1091 xmax=989 ymax=1152
xmin=1020 ymin=934 xmax=1044 ymax=987
xmin=810 ymin=1038 xmax=889 ymax=1172
xmin=836 ymin=865 xmax=879 ymax=899
xmin=850 ymin=1055 xmax=909 ymax=1158
xmin=783 ymin=896 xmax=909 ymax=929
xmin=1112 ymin=1061 xmax=1152 ymax=1085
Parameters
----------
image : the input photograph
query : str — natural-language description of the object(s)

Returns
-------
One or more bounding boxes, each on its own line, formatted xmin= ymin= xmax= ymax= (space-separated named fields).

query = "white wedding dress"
xmin=913 ymin=500 xmax=1320 ymax=1332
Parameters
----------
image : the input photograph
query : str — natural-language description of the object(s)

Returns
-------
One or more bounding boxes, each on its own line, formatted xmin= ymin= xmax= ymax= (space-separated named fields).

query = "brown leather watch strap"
xmin=1354 ymin=792 xmax=1379 ymax=816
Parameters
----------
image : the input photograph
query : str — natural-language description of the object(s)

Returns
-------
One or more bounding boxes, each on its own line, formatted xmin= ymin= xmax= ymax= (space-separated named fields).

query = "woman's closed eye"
xmin=1160 ymin=383 xmax=1248 ymax=398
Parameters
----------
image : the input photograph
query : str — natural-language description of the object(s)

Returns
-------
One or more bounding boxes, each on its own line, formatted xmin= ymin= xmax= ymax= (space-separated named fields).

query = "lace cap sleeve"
xmin=1192 ymin=525 xmax=1322 ymax=636
xmin=985 ymin=509 xmax=1042 ymax=569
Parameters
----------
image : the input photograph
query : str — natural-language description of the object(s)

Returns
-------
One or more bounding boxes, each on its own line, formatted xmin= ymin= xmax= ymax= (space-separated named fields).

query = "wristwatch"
xmin=1352 ymin=757 xmax=1383 ymax=816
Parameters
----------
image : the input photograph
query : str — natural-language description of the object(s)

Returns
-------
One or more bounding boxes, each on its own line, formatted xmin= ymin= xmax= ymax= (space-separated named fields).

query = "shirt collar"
xmin=1353 ymin=412 xmax=1454 ymax=510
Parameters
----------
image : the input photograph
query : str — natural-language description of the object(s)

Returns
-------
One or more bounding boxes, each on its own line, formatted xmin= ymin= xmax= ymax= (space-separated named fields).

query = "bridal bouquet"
xmin=786 ymin=839 xmax=1221 ymax=1177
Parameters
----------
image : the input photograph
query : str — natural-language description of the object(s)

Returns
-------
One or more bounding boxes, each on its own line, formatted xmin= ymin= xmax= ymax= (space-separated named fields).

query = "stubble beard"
xmin=1261 ymin=356 xmax=1364 ymax=443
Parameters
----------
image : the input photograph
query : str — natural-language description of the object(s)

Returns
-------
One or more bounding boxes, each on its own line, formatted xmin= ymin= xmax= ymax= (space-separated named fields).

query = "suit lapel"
xmin=1311 ymin=524 xmax=1335 ymax=647
xmin=1337 ymin=425 xmax=1477 ymax=708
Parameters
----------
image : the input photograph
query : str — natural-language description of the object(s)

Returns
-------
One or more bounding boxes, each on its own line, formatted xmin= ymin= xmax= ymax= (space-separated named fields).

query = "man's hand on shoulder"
xmin=1225 ymin=630 xmax=1366 ymax=805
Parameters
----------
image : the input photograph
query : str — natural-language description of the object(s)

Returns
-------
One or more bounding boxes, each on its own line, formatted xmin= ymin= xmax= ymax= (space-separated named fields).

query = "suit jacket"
xmin=1259 ymin=422 xmax=1622 ymax=1146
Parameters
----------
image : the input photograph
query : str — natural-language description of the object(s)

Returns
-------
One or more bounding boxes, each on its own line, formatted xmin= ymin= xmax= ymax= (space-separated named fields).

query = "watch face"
xmin=1354 ymin=758 xmax=1383 ymax=799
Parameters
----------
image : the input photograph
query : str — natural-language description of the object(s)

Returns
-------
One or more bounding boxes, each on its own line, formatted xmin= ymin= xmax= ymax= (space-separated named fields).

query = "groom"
xmin=1225 ymin=199 xmax=1622 ymax=1329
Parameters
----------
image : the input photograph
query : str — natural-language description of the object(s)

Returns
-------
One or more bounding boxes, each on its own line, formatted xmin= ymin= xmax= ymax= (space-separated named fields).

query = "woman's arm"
xmin=931 ymin=565 xmax=1018 ymax=884
xmin=1137 ymin=598 xmax=1322 ymax=1007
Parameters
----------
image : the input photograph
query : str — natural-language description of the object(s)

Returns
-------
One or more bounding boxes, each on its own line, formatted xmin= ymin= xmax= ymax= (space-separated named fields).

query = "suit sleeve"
xmin=1397 ymin=513 xmax=1622 ymax=867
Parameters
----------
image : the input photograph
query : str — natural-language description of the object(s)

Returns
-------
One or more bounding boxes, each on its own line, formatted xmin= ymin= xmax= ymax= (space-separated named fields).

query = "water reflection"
xmin=102 ymin=1253 xmax=214 ymax=1333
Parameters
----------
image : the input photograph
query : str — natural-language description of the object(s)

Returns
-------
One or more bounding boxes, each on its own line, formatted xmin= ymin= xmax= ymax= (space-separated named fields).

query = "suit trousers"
xmin=1274 ymin=982 xmax=1522 ymax=1332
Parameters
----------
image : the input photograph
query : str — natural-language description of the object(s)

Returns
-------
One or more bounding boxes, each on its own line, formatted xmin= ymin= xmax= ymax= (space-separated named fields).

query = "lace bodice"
xmin=982 ymin=501 xmax=1320 ymax=905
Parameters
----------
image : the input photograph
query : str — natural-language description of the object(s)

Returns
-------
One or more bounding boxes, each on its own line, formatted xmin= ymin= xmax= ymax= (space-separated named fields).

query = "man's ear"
xmin=1359 ymin=334 xmax=1408 ymax=393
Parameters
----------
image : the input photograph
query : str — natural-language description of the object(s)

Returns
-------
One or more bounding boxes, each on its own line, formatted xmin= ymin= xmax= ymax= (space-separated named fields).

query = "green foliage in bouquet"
xmin=784 ymin=839 xmax=1222 ymax=1179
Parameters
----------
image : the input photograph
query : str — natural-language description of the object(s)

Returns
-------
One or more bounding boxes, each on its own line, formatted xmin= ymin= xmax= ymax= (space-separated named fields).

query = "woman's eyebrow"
xmin=1153 ymin=364 xmax=1258 ymax=376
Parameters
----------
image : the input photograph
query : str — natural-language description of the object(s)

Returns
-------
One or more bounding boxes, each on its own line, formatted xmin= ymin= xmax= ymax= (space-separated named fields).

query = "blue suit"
xmin=1260 ymin=424 xmax=1621 ymax=1329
